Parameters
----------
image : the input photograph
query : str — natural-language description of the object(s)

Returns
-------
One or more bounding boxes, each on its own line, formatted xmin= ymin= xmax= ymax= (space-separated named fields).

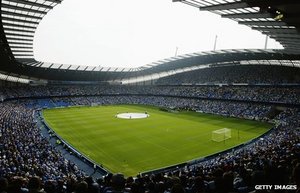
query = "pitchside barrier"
xmin=212 ymin=128 xmax=231 ymax=142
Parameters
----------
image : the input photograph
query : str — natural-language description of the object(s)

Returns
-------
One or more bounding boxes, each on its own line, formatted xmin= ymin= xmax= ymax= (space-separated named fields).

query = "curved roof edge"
xmin=0 ymin=1 xmax=300 ymax=82
xmin=1 ymin=0 xmax=62 ymax=61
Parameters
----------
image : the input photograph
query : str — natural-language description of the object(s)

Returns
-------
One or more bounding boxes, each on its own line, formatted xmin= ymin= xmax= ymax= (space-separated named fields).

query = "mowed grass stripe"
xmin=43 ymin=104 xmax=272 ymax=176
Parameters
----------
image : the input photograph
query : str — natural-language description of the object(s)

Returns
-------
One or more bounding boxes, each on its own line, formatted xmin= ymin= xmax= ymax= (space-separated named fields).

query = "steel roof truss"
xmin=7 ymin=37 xmax=33 ymax=42
xmin=2 ymin=3 xmax=47 ymax=15
xmin=222 ymin=12 xmax=271 ymax=19
xmin=5 ymin=0 xmax=54 ymax=9
xmin=2 ymin=22 xmax=36 ymax=29
xmin=238 ymin=20 xmax=287 ymax=27
xmin=1 ymin=16 xmax=39 ymax=24
xmin=10 ymin=45 xmax=33 ymax=49
xmin=1 ymin=10 xmax=42 ymax=20
xmin=201 ymin=1 xmax=248 ymax=11
xmin=5 ymin=32 xmax=34 ymax=38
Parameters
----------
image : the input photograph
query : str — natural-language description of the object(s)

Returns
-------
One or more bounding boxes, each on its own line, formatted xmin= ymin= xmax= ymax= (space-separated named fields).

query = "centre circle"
xmin=116 ymin=112 xmax=149 ymax=119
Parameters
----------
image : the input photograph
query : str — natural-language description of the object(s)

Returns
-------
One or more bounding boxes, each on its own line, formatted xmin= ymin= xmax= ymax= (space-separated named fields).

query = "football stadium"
xmin=0 ymin=0 xmax=300 ymax=193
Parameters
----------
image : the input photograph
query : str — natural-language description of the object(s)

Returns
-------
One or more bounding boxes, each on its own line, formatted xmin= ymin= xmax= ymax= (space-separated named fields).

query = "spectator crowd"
xmin=0 ymin=85 xmax=300 ymax=105
xmin=156 ymin=65 xmax=300 ymax=85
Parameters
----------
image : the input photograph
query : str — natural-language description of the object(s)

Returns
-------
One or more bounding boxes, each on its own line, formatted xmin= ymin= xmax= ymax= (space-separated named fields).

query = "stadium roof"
xmin=173 ymin=0 xmax=300 ymax=53
xmin=0 ymin=0 xmax=300 ymax=83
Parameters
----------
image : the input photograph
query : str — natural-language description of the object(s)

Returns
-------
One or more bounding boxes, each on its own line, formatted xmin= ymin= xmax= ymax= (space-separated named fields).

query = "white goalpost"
xmin=212 ymin=128 xmax=231 ymax=142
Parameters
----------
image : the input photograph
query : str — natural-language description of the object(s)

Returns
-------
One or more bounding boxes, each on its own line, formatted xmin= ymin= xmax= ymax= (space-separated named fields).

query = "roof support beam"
xmin=26 ymin=61 xmax=37 ymax=66
xmin=30 ymin=62 xmax=42 ymax=67
xmin=246 ymin=0 xmax=300 ymax=8
xmin=280 ymin=40 xmax=300 ymax=45
xmin=200 ymin=2 xmax=248 ymax=11
xmin=270 ymin=34 xmax=300 ymax=39
xmin=10 ymin=46 xmax=33 ymax=49
xmin=1 ymin=17 xmax=39 ymax=24
xmin=34 ymin=62 xmax=43 ymax=67
xmin=44 ymin=0 xmax=62 ymax=3
xmin=280 ymin=42 xmax=300 ymax=47
xmin=2 ymin=22 xmax=37 ymax=29
xmin=238 ymin=20 xmax=287 ymax=27
xmin=13 ymin=53 xmax=34 ymax=56
xmin=7 ymin=41 xmax=32 ymax=45
xmin=254 ymin=27 xmax=298 ymax=34
xmin=6 ymin=0 xmax=54 ymax=9
xmin=2 ymin=3 xmax=47 ymax=15
xmin=282 ymin=46 xmax=300 ymax=52
xmin=181 ymin=1 xmax=201 ymax=8
xmin=222 ymin=12 xmax=271 ymax=19
xmin=276 ymin=44 xmax=300 ymax=51
xmin=7 ymin=37 xmax=33 ymax=42
xmin=16 ymin=58 xmax=35 ymax=62
xmin=1 ymin=10 xmax=42 ymax=20
xmin=4 ymin=27 xmax=35 ymax=33
xmin=11 ymin=50 xmax=33 ymax=53
xmin=276 ymin=38 xmax=300 ymax=42
xmin=5 ymin=32 xmax=34 ymax=38
xmin=276 ymin=41 xmax=300 ymax=46
xmin=20 ymin=61 xmax=36 ymax=66
xmin=281 ymin=41 xmax=300 ymax=46
xmin=285 ymin=47 xmax=300 ymax=52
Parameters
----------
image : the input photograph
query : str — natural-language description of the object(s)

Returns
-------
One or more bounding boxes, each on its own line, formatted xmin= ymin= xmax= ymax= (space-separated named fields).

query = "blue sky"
xmin=34 ymin=0 xmax=282 ymax=68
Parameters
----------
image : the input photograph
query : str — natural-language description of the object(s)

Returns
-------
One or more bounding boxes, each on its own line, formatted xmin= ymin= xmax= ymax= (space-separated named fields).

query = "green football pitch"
xmin=42 ymin=104 xmax=272 ymax=176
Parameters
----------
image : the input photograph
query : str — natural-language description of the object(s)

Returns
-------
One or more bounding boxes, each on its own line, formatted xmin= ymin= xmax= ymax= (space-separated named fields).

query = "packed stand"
xmin=0 ymin=102 xmax=84 ymax=183
xmin=0 ymin=85 xmax=300 ymax=105
xmin=0 ymin=102 xmax=299 ymax=192
xmin=156 ymin=65 xmax=300 ymax=85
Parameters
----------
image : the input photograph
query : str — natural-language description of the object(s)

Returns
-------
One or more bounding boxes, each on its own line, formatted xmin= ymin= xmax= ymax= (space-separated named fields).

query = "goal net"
xmin=212 ymin=128 xmax=231 ymax=142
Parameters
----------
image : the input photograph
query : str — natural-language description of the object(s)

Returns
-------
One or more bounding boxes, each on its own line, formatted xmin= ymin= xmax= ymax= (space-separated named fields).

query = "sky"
xmin=33 ymin=0 xmax=282 ymax=68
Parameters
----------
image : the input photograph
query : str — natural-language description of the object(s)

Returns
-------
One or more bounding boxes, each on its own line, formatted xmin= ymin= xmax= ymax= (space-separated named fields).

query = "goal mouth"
xmin=116 ymin=112 xmax=150 ymax=119
xmin=212 ymin=128 xmax=232 ymax=142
